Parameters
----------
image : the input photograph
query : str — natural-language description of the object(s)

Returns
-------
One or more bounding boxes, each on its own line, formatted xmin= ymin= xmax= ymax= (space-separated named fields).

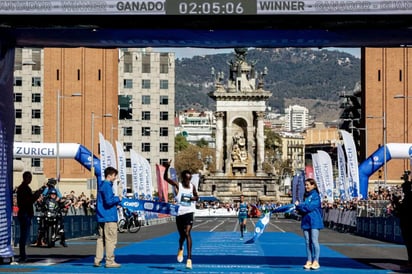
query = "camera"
xmin=400 ymin=170 xmax=411 ymax=182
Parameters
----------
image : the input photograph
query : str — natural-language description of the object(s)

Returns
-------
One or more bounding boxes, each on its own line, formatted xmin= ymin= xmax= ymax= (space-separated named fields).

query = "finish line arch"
xmin=13 ymin=142 xmax=103 ymax=186
xmin=1 ymin=2 xmax=412 ymax=262
xmin=359 ymin=143 xmax=412 ymax=198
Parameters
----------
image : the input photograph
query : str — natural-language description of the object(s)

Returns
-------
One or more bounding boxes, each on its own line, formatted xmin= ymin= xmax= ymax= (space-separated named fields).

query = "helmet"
xmin=47 ymin=178 xmax=57 ymax=186
xmin=49 ymin=188 xmax=57 ymax=195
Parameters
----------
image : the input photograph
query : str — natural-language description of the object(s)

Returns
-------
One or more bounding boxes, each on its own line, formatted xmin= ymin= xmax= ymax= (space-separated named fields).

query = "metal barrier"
xmin=12 ymin=216 xmax=98 ymax=246
xmin=356 ymin=217 xmax=404 ymax=244
xmin=12 ymin=214 xmax=175 ymax=246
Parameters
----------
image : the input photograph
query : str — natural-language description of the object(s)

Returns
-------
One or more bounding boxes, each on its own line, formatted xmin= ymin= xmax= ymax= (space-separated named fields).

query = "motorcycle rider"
xmin=36 ymin=188 xmax=68 ymax=247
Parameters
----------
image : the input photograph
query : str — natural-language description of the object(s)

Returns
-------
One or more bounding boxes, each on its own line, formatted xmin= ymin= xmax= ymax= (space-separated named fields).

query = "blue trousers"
xmin=303 ymin=228 xmax=320 ymax=262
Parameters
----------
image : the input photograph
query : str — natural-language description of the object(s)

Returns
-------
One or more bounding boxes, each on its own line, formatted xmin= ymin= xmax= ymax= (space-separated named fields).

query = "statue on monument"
xmin=231 ymin=132 xmax=247 ymax=164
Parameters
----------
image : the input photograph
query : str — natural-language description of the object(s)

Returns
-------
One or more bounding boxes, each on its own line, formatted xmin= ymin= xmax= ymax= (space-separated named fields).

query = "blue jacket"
xmin=296 ymin=189 xmax=324 ymax=230
xmin=96 ymin=180 xmax=121 ymax=223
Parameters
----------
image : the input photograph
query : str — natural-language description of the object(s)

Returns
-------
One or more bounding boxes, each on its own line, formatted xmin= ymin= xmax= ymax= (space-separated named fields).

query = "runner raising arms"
xmin=163 ymin=160 xmax=199 ymax=270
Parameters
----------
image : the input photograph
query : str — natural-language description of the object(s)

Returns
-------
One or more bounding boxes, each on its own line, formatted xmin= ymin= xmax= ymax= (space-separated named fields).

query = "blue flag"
xmin=245 ymin=212 xmax=271 ymax=244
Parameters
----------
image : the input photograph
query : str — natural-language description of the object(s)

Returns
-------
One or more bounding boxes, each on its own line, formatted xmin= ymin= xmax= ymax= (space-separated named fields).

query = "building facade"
xmin=363 ymin=48 xmax=412 ymax=185
xmin=13 ymin=47 xmax=175 ymax=197
xmin=284 ymin=104 xmax=309 ymax=132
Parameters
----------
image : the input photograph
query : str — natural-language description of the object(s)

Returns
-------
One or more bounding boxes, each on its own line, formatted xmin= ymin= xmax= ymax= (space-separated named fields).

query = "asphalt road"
xmin=6 ymin=216 xmax=411 ymax=273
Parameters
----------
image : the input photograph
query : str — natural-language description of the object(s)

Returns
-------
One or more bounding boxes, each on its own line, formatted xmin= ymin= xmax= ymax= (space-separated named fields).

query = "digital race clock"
xmin=166 ymin=0 xmax=257 ymax=15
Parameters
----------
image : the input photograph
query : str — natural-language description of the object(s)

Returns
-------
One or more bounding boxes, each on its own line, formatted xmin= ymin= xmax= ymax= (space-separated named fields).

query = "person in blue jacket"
xmin=295 ymin=178 xmax=324 ymax=270
xmin=94 ymin=167 xmax=122 ymax=268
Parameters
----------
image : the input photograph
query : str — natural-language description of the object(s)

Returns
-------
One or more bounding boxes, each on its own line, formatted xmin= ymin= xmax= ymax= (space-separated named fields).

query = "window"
xmin=15 ymin=109 xmax=22 ymax=119
xmin=15 ymin=125 xmax=22 ymax=135
xmin=14 ymin=48 xmax=22 ymax=70
xmin=142 ymin=127 xmax=151 ymax=136
xmin=160 ymin=111 xmax=168 ymax=121
xmin=160 ymin=143 xmax=168 ymax=152
xmin=32 ymin=77 xmax=41 ymax=87
xmin=142 ymin=53 xmax=151 ymax=73
xmin=14 ymin=93 xmax=22 ymax=102
xmin=159 ymin=158 xmax=169 ymax=166
xmin=142 ymin=95 xmax=150 ymax=105
xmin=160 ymin=53 xmax=169 ymax=74
xmin=142 ymin=79 xmax=151 ymax=89
xmin=123 ymin=51 xmax=133 ymax=73
xmin=31 ymin=158 xmax=41 ymax=167
xmin=142 ymin=111 xmax=151 ymax=120
xmin=32 ymin=49 xmax=41 ymax=71
xmin=32 ymin=125 xmax=41 ymax=135
xmin=160 ymin=80 xmax=168 ymax=89
xmin=123 ymin=142 xmax=132 ymax=151
xmin=160 ymin=95 xmax=168 ymax=105
xmin=32 ymin=109 xmax=41 ymax=119
xmin=123 ymin=79 xmax=133 ymax=88
xmin=142 ymin=143 xmax=151 ymax=152
xmin=118 ymin=95 xmax=132 ymax=120
xmin=160 ymin=127 xmax=169 ymax=137
xmin=32 ymin=93 xmax=41 ymax=103
xmin=126 ymin=158 xmax=131 ymax=168
xmin=14 ymin=77 xmax=22 ymax=86
xmin=123 ymin=127 xmax=132 ymax=136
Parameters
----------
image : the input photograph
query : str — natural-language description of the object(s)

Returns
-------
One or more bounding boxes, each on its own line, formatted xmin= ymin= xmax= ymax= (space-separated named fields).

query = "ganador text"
xmin=117 ymin=1 xmax=165 ymax=11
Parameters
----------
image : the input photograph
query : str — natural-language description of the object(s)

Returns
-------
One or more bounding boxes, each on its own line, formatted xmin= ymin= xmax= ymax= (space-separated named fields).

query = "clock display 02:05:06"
xmin=177 ymin=1 xmax=246 ymax=14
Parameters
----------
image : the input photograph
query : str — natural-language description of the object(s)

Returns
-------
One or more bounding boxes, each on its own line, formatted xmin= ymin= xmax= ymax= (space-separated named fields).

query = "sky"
xmin=156 ymin=47 xmax=361 ymax=59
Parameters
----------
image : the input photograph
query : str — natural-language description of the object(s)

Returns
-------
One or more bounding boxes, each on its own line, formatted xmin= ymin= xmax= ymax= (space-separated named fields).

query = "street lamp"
xmin=56 ymin=90 xmax=81 ymax=181
xmin=367 ymin=113 xmax=387 ymax=185
xmin=91 ymin=112 xmax=113 ymax=179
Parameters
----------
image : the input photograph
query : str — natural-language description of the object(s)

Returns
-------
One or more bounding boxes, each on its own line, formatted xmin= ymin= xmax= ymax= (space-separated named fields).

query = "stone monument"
xmin=199 ymin=48 xmax=278 ymax=203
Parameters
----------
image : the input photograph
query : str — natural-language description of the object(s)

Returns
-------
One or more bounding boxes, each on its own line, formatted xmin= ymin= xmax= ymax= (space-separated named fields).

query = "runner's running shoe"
xmin=186 ymin=259 xmax=192 ymax=269
xmin=177 ymin=248 xmax=184 ymax=263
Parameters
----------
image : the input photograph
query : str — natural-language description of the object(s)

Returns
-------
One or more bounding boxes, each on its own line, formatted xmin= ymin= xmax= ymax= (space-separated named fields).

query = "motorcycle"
xmin=36 ymin=197 xmax=63 ymax=247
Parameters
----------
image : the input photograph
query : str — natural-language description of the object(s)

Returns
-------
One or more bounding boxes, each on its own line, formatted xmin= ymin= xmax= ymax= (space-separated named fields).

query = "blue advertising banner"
xmin=121 ymin=198 xmax=179 ymax=216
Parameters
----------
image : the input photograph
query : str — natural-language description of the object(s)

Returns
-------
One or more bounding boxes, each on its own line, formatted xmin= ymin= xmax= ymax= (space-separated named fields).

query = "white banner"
xmin=138 ymin=154 xmax=153 ymax=200
xmin=311 ymin=153 xmax=325 ymax=201
xmin=317 ymin=150 xmax=334 ymax=203
xmin=130 ymin=149 xmax=143 ymax=199
xmin=116 ymin=141 xmax=128 ymax=197
xmin=340 ymin=130 xmax=360 ymax=199
xmin=105 ymin=140 xmax=117 ymax=169
xmin=337 ymin=144 xmax=349 ymax=201
xmin=98 ymin=132 xmax=107 ymax=182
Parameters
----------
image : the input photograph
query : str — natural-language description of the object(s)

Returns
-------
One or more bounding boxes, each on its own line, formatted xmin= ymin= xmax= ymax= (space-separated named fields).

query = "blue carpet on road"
xmin=6 ymin=232 xmax=391 ymax=273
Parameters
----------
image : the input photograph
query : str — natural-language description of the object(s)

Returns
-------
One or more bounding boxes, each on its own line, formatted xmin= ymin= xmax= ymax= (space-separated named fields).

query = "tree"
xmin=175 ymin=134 xmax=189 ymax=152
xmin=263 ymin=127 xmax=284 ymax=174
xmin=174 ymin=144 xmax=216 ymax=177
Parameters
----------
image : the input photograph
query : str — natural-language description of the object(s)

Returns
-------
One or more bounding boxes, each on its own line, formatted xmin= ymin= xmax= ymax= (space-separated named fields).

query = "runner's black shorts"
xmin=176 ymin=212 xmax=194 ymax=230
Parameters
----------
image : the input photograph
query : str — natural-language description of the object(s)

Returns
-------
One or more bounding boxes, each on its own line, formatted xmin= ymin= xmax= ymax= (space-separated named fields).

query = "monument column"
xmin=215 ymin=111 xmax=225 ymax=175
xmin=256 ymin=111 xmax=265 ymax=175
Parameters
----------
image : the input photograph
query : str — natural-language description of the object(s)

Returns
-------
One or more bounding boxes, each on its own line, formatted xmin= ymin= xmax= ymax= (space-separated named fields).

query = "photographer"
xmin=393 ymin=171 xmax=412 ymax=269
xmin=15 ymin=171 xmax=45 ymax=262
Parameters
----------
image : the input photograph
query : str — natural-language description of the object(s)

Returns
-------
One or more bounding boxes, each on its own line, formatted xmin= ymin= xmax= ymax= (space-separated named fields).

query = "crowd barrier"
xmin=12 ymin=209 xmax=405 ymax=246
xmin=12 ymin=214 xmax=175 ymax=246
xmin=322 ymin=201 xmax=405 ymax=245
